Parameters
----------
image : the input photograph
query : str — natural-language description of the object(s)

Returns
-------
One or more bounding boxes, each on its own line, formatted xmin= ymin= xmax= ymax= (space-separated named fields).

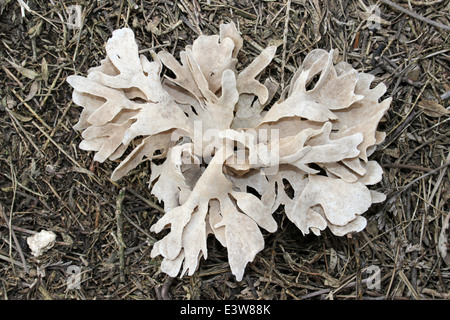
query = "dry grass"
xmin=0 ymin=0 xmax=449 ymax=300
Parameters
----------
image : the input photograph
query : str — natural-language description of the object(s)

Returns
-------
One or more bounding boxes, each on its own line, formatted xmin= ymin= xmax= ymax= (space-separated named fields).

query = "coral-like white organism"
xmin=67 ymin=23 xmax=391 ymax=281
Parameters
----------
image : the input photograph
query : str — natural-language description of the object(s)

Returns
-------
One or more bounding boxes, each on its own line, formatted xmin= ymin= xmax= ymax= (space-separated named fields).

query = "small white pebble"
xmin=27 ymin=230 xmax=56 ymax=257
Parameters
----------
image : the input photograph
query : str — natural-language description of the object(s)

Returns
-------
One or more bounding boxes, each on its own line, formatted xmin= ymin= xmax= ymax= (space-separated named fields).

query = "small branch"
xmin=382 ymin=163 xmax=432 ymax=172
xmin=126 ymin=188 xmax=165 ymax=213
xmin=400 ymin=160 xmax=450 ymax=193
xmin=280 ymin=0 xmax=291 ymax=90
xmin=0 ymin=204 xmax=28 ymax=273
xmin=11 ymin=89 xmax=52 ymax=132
xmin=115 ymin=188 xmax=127 ymax=283
xmin=386 ymin=160 xmax=450 ymax=203
xmin=379 ymin=0 xmax=450 ymax=32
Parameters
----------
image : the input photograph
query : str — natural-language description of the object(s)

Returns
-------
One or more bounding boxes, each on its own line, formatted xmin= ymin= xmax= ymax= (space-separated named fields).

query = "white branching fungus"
xmin=67 ymin=24 xmax=391 ymax=281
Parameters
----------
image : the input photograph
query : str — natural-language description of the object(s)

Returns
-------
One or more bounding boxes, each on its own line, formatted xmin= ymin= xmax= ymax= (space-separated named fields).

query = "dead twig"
xmin=115 ymin=187 xmax=127 ymax=283
xmin=379 ymin=0 xmax=450 ymax=32
xmin=382 ymin=163 xmax=432 ymax=172
xmin=0 ymin=203 xmax=29 ymax=274
xmin=399 ymin=160 xmax=450 ymax=194
xmin=280 ymin=0 xmax=291 ymax=90
xmin=385 ymin=159 xmax=450 ymax=204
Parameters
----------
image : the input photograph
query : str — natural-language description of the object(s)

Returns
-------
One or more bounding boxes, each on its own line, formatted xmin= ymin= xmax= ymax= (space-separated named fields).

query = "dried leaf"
xmin=24 ymin=80 xmax=40 ymax=102
xmin=8 ymin=59 xmax=39 ymax=80
xmin=41 ymin=57 xmax=49 ymax=82
xmin=419 ymin=99 xmax=450 ymax=118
